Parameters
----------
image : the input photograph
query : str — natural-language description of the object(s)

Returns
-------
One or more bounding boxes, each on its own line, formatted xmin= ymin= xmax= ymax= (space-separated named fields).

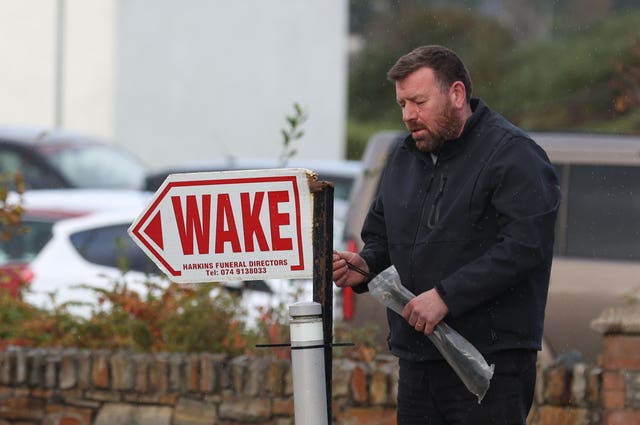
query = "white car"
xmin=2 ymin=189 xmax=159 ymax=315
xmin=1 ymin=189 xmax=323 ymax=322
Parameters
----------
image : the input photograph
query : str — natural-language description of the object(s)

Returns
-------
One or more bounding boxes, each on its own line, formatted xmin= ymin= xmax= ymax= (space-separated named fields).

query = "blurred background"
xmin=2 ymin=0 xmax=640 ymax=359
xmin=2 ymin=0 xmax=639 ymax=169
xmin=347 ymin=0 xmax=640 ymax=157
xmin=0 ymin=0 xmax=348 ymax=167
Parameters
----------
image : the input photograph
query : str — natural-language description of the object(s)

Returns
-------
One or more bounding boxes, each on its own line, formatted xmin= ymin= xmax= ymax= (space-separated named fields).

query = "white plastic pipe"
xmin=289 ymin=301 xmax=328 ymax=425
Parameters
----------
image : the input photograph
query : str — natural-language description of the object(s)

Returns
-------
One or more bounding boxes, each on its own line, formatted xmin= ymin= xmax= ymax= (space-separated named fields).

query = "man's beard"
xmin=409 ymin=101 xmax=463 ymax=153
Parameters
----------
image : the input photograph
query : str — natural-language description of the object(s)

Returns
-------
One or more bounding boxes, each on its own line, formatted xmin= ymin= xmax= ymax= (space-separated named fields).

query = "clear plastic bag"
xmin=368 ymin=265 xmax=495 ymax=403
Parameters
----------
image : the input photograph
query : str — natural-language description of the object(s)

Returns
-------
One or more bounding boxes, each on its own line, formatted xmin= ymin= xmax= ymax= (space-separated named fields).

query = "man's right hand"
xmin=332 ymin=251 xmax=369 ymax=288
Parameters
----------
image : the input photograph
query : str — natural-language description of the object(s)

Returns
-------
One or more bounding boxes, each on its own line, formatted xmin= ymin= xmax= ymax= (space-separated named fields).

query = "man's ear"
xmin=449 ymin=81 xmax=467 ymax=108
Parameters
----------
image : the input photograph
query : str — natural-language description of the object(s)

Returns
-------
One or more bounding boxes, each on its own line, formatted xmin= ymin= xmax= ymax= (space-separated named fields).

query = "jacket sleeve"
xmin=354 ymin=166 xmax=393 ymax=293
xmin=435 ymin=136 xmax=561 ymax=317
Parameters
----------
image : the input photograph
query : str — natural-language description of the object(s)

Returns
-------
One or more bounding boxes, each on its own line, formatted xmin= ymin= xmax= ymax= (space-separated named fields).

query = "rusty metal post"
xmin=310 ymin=180 xmax=334 ymax=425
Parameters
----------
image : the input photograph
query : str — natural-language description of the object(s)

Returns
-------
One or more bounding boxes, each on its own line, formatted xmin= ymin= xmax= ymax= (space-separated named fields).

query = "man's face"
xmin=395 ymin=67 xmax=464 ymax=153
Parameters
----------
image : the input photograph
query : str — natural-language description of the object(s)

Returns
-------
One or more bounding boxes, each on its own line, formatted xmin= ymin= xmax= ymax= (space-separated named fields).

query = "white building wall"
xmin=0 ymin=1 xmax=57 ymax=126
xmin=0 ymin=1 xmax=348 ymax=169
xmin=63 ymin=1 xmax=116 ymax=138
xmin=0 ymin=0 xmax=115 ymax=137
xmin=115 ymin=0 xmax=348 ymax=167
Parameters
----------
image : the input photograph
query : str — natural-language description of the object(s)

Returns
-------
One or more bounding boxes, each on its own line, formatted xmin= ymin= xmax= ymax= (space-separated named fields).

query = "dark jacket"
xmin=358 ymin=99 xmax=561 ymax=361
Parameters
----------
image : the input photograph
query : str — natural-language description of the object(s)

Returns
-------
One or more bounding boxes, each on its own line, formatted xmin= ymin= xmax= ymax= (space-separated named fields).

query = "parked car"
xmin=342 ymin=131 xmax=640 ymax=363
xmin=144 ymin=158 xmax=361 ymax=203
xmin=0 ymin=125 xmax=148 ymax=190
xmin=0 ymin=189 xmax=158 ymax=314
xmin=0 ymin=189 xmax=318 ymax=322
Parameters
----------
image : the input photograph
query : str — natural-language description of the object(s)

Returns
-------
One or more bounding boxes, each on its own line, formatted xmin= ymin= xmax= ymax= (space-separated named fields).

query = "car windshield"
xmin=38 ymin=143 xmax=147 ymax=190
xmin=0 ymin=219 xmax=55 ymax=264
xmin=69 ymin=223 xmax=157 ymax=274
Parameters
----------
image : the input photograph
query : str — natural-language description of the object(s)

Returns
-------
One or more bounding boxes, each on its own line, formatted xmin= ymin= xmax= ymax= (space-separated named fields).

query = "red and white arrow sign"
xmin=128 ymin=168 xmax=314 ymax=283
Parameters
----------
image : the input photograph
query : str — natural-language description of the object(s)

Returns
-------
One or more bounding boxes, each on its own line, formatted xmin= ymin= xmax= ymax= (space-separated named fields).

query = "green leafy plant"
xmin=0 ymin=270 xmax=382 ymax=359
xmin=612 ymin=36 xmax=640 ymax=123
xmin=279 ymin=102 xmax=308 ymax=167
xmin=0 ymin=290 xmax=44 ymax=350
xmin=0 ymin=172 xmax=26 ymax=242
xmin=74 ymin=279 xmax=245 ymax=353
xmin=0 ymin=172 xmax=29 ymax=298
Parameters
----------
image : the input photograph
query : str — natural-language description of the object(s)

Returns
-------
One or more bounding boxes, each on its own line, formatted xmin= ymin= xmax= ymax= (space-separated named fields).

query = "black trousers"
xmin=397 ymin=349 xmax=537 ymax=425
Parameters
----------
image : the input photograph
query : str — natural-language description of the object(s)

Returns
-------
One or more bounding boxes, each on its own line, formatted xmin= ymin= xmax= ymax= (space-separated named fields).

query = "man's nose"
xmin=402 ymin=103 xmax=417 ymax=122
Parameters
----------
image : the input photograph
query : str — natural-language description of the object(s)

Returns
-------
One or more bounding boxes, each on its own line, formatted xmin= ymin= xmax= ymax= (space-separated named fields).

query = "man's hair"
xmin=387 ymin=45 xmax=473 ymax=102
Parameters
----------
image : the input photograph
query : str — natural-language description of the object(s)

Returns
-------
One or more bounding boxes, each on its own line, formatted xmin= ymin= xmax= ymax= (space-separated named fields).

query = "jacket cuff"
xmin=434 ymin=281 xmax=453 ymax=315
xmin=352 ymin=281 xmax=370 ymax=294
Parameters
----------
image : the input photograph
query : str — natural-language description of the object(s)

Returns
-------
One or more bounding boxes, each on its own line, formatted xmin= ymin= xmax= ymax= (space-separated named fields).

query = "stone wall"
xmin=0 ymin=347 xmax=400 ymax=425
xmin=528 ymin=305 xmax=640 ymax=425
xmin=1 ymin=306 xmax=640 ymax=425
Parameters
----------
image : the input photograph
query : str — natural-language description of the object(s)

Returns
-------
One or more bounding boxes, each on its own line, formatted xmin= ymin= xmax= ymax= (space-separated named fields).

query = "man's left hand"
xmin=402 ymin=289 xmax=449 ymax=335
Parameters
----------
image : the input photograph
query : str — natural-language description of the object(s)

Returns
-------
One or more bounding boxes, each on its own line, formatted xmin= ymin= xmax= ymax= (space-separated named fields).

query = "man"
xmin=333 ymin=45 xmax=561 ymax=424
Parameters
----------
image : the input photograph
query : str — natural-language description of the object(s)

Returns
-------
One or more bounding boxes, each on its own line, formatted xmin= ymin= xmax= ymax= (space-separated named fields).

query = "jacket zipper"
xmin=409 ymin=168 xmax=435 ymax=286
xmin=427 ymin=173 xmax=447 ymax=229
